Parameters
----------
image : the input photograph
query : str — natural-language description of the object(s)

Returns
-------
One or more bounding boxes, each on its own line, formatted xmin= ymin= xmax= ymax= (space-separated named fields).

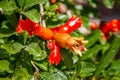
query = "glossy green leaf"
xmin=95 ymin=36 xmax=120 ymax=75
xmin=1 ymin=42 xmax=23 ymax=54
xmin=24 ymin=0 xmax=47 ymax=10
xmin=23 ymin=9 xmax=40 ymax=22
xmin=25 ymin=42 xmax=47 ymax=61
xmin=34 ymin=61 xmax=48 ymax=71
xmin=14 ymin=68 xmax=30 ymax=80
xmin=103 ymin=0 xmax=115 ymax=9
xmin=0 ymin=1 xmax=16 ymax=15
xmin=77 ymin=62 xmax=96 ymax=77
xmin=48 ymin=4 xmax=58 ymax=11
xmin=0 ymin=28 xmax=15 ymax=38
xmin=0 ymin=60 xmax=11 ymax=72
xmin=81 ymin=44 xmax=103 ymax=60
xmin=40 ymin=71 xmax=68 ymax=80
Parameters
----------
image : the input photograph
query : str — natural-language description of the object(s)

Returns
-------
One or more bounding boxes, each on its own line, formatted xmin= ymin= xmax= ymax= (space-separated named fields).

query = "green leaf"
xmin=103 ymin=60 xmax=120 ymax=79
xmin=0 ymin=48 xmax=9 ymax=59
xmin=0 ymin=60 xmax=11 ymax=72
xmin=25 ymin=42 xmax=47 ymax=61
xmin=1 ymin=42 xmax=23 ymax=54
xmin=88 ymin=0 xmax=98 ymax=8
xmin=0 ymin=28 xmax=15 ymax=38
xmin=81 ymin=44 xmax=103 ymax=60
xmin=34 ymin=61 xmax=48 ymax=71
xmin=17 ymin=0 xmax=25 ymax=8
xmin=0 ymin=1 xmax=16 ymax=15
xmin=103 ymin=0 xmax=115 ymax=9
xmin=77 ymin=62 xmax=95 ymax=77
xmin=95 ymin=36 xmax=120 ymax=75
xmin=111 ymin=77 xmax=120 ymax=80
xmin=108 ymin=60 xmax=120 ymax=71
xmin=23 ymin=9 xmax=40 ymax=22
xmin=0 ymin=78 xmax=11 ymax=80
xmin=6 ymin=12 xmax=18 ymax=28
xmin=24 ymin=0 xmax=47 ymax=10
xmin=81 ymin=16 xmax=90 ymax=29
xmin=18 ymin=31 xmax=28 ymax=44
xmin=48 ymin=4 xmax=58 ymax=11
xmin=85 ymin=30 xmax=102 ymax=48
xmin=14 ymin=68 xmax=30 ymax=80
xmin=61 ymin=49 xmax=73 ymax=69
xmin=40 ymin=71 xmax=68 ymax=80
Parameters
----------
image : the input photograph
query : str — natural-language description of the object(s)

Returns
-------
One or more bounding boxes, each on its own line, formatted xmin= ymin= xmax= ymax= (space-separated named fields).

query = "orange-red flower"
xmin=100 ymin=19 xmax=120 ymax=41
xmin=16 ymin=17 xmax=87 ymax=65
xmin=16 ymin=19 xmax=38 ymax=36
xmin=54 ymin=33 xmax=88 ymax=56
xmin=34 ymin=25 xmax=54 ymax=40
xmin=16 ymin=19 xmax=54 ymax=40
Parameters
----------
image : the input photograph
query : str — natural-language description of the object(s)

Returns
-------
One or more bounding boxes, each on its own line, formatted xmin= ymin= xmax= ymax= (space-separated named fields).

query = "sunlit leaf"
xmin=25 ymin=42 xmax=47 ymax=61
xmin=34 ymin=61 xmax=48 ymax=71
xmin=0 ymin=60 xmax=11 ymax=73
xmin=40 ymin=71 xmax=68 ymax=80
xmin=1 ymin=42 xmax=23 ymax=54
xmin=23 ymin=9 xmax=40 ymax=22
xmin=77 ymin=62 xmax=95 ymax=77
xmin=14 ymin=68 xmax=30 ymax=80
xmin=24 ymin=0 xmax=47 ymax=10
xmin=0 ymin=1 xmax=16 ymax=15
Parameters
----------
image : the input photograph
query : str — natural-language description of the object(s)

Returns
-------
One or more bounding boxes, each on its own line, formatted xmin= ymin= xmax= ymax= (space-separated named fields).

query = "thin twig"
xmin=39 ymin=3 xmax=46 ymax=27
xmin=31 ymin=60 xmax=39 ymax=80
xmin=12 ymin=75 xmax=14 ymax=80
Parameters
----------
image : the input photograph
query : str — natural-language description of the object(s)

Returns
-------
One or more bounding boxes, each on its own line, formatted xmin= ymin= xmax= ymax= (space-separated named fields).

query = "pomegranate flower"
xmin=54 ymin=33 xmax=88 ymax=57
xmin=16 ymin=19 xmax=54 ymax=40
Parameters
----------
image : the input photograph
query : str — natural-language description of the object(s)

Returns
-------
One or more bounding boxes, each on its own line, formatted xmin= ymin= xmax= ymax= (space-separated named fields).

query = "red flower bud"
xmin=90 ymin=22 xmax=99 ymax=30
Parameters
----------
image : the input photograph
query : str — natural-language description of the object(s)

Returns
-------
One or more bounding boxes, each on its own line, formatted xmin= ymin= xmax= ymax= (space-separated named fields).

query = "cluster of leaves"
xmin=0 ymin=0 xmax=120 ymax=80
